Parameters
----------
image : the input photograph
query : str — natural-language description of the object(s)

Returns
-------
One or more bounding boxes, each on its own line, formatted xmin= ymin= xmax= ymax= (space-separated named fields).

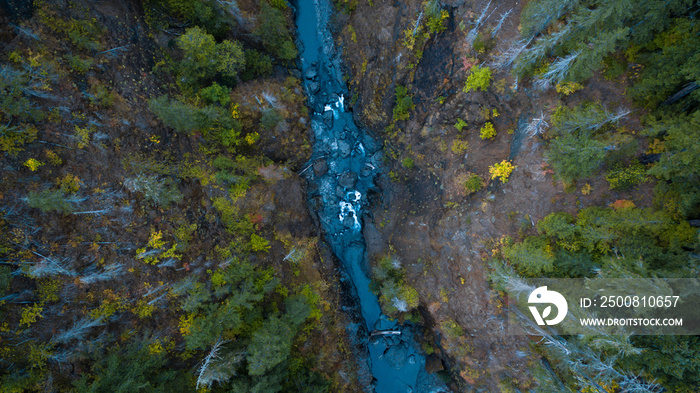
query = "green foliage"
xmin=247 ymin=316 xmax=294 ymax=376
xmin=441 ymin=318 xmax=464 ymax=339
xmin=177 ymin=26 xmax=244 ymax=87
xmin=88 ymin=83 xmax=117 ymax=107
xmin=425 ymin=2 xmax=449 ymax=34
xmin=479 ymin=122 xmax=496 ymax=139
xmin=451 ymin=139 xmax=468 ymax=154
xmin=216 ymin=39 xmax=246 ymax=81
xmin=250 ymin=234 xmax=270 ymax=252
xmin=516 ymin=0 xmax=696 ymax=83
xmin=256 ymin=3 xmax=298 ymax=60
xmin=463 ymin=66 xmax=491 ymax=93
xmin=241 ymin=49 xmax=273 ymax=81
xmin=74 ymin=340 xmax=192 ymax=392
xmin=147 ymin=0 xmax=227 ymax=34
xmin=0 ymin=266 xmax=11 ymax=297
xmin=20 ymin=304 xmax=43 ymax=327
xmin=0 ymin=124 xmax=37 ymax=156
xmin=605 ymin=161 xmax=648 ymax=190
xmin=621 ymin=336 xmax=700 ymax=391
xmin=260 ymin=108 xmax=283 ymax=131
xmin=463 ymin=173 xmax=484 ymax=195
xmin=149 ymin=95 xmax=242 ymax=147
xmin=502 ymin=236 xmax=555 ymax=276
xmin=0 ymin=66 xmax=44 ymax=121
xmin=401 ymin=157 xmax=414 ymax=169
xmin=630 ymin=19 xmax=700 ymax=108
xmin=373 ymin=255 xmax=420 ymax=315
xmin=199 ymin=82 xmax=231 ymax=106
xmin=392 ymin=85 xmax=414 ymax=122
xmin=124 ymin=174 xmax=182 ymax=207
xmin=645 ymin=111 xmax=700 ymax=217
xmin=510 ymin=205 xmax=698 ymax=279
xmin=454 ymin=118 xmax=467 ymax=131
xmin=37 ymin=8 xmax=105 ymax=52
xmin=24 ymin=189 xmax=73 ymax=213
xmin=148 ymin=96 xmax=206 ymax=133
xmin=489 ymin=160 xmax=515 ymax=183
xmin=64 ymin=54 xmax=94 ymax=74
xmin=546 ymin=103 xmax=632 ymax=183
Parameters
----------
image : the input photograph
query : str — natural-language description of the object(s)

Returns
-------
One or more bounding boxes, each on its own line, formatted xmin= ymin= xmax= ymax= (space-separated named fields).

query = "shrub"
xmin=426 ymin=9 xmax=449 ymax=34
xmin=149 ymin=96 xmax=203 ymax=132
xmin=463 ymin=173 xmax=484 ymax=194
xmin=64 ymin=54 xmax=94 ymax=74
xmin=463 ymin=66 xmax=492 ymax=93
xmin=401 ymin=157 xmax=414 ymax=169
xmin=489 ymin=160 xmax=515 ymax=183
xmin=555 ymin=81 xmax=584 ymax=96
xmin=24 ymin=158 xmax=43 ymax=171
xmin=260 ymin=108 xmax=283 ymax=130
xmin=605 ymin=161 xmax=648 ymax=190
xmin=241 ymin=49 xmax=273 ymax=81
xmin=124 ymin=174 xmax=183 ymax=207
xmin=441 ymin=318 xmax=464 ymax=339
xmin=451 ymin=139 xmax=469 ymax=154
xmin=250 ymin=234 xmax=270 ymax=252
xmin=480 ymin=122 xmax=497 ymax=139
xmin=455 ymin=118 xmax=467 ymax=131
xmin=199 ymin=82 xmax=231 ymax=106
xmin=0 ymin=124 xmax=38 ymax=156
xmin=392 ymin=85 xmax=414 ymax=121
xmin=24 ymin=189 xmax=73 ymax=213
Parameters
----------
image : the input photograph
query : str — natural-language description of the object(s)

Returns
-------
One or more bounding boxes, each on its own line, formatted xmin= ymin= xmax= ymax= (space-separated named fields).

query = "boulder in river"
xmin=308 ymin=81 xmax=320 ymax=94
xmin=305 ymin=67 xmax=318 ymax=80
xmin=323 ymin=110 xmax=334 ymax=128
xmin=338 ymin=171 xmax=357 ymax=188
xmin=337 ymin=139 xmax=351 ymax=158
xmin=313 ymin=159 xmax=328 ymax=176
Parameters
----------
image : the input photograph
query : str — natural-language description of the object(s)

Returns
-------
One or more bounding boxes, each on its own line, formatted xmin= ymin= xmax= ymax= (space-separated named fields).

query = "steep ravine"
xmin=294 ymin=0 xmax=447 ymax=391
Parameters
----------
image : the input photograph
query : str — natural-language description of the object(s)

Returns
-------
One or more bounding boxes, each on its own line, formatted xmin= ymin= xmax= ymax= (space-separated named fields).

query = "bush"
xmin=463 ymin=66 xmax=492 ymax=93
xmin=149 ymin=96 xmax=205 ymax=132
xmin=401 ymin=157 xmax=414 ymax=169
xmin=241 ymin=49 xmax=273 ymax=81
xmin=463 ymin=173 xmax=484 ymax=194
xmin=24 ymin=189 xmax=73 ymax=213
xmin=489 ymin=160 xmax=515 ymax=183
xmin=392 ymin=85 xmax=414 ymax=121
xmin=260 ymin=108 xmax=283 ymax=130
xmin=605 ymin=161 xmax=648 ymax=190
xmin=480 ymin=122 xmax=497 ymax=139
xmin=455 ymin=118 xmax=467 ymax=131
xmin=0 ymin=124 xmax=37 ymax=156
xmin=451 ymin=139 xmax=469 ymax=154
xmin=123 ymin=174 xmax=183 ymax=207
xmin=64 ymin=54 xmax=94 ymax=74
xmin=199 ymin=82 xmax=231 ymax=106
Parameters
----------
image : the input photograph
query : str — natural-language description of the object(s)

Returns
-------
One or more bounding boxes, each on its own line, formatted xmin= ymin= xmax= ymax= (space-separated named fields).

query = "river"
xmin=294 ymin=0 xmax=448 ymax=391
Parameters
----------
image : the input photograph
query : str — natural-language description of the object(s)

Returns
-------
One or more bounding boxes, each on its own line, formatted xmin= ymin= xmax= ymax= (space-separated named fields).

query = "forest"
xmin=493 ymin=0 xmax=700 ymax=391
xmin=0 ymin=0 xmax=699 ymax=392
xmin=0 ymin=0 xmax=353 ymax=391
